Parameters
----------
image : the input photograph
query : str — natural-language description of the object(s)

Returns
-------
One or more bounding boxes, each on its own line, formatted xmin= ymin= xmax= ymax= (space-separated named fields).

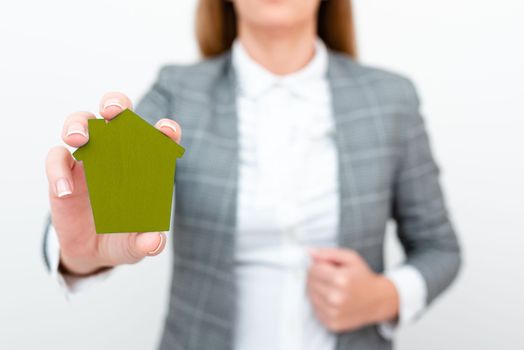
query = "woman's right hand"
xmin=45 ymin=92 xmax=182 ymax=276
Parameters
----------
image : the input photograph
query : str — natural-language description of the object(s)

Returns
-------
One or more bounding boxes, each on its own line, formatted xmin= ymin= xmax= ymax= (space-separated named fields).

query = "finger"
xmin=99 ymin=92 xmax=133 ymax=120
xmin=308 ymin=277 xmax=333 ymax=301
xmin=61 ymin=111 xmax=96 ymax=148
xmin=135 ymin=231 xmax=167 ymax=257
xmin=46 ymin=146 xmax=76 ymax=198
xmin=309 ymin=247 xmax=358 ymax=266
xmin=154 ymin=119 xmax=182 ymax=144
xmin=310 ymin=291 xmax=344 ymax=333
xmin=308 ymin=286 xmax=337 ymax=323
xmin=308 ymin=261 xmax=340 ymax=286
xmin=99 ymin=232 xmax=167 ymax=266
xmin=308 ymin=282 xmax=346 ymax=310
xmin=308 ymin=275 xmax=346 ymax=307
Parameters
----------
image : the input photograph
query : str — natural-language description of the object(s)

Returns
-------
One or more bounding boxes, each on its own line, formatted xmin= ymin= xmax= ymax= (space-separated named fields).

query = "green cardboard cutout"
xmin=73 ymin=109 xmax=184 ymax=233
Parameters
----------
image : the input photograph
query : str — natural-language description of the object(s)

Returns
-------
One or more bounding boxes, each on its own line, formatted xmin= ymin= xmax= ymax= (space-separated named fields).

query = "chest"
xmin=236 ymin=83 xmax=339 ymax=258
xmin=171 ymin=83 xmax=403 ymax=266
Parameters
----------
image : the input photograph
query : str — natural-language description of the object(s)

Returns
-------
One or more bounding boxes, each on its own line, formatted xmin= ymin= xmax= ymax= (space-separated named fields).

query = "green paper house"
xmin=73 ymin=109 xmax=185 ymax=234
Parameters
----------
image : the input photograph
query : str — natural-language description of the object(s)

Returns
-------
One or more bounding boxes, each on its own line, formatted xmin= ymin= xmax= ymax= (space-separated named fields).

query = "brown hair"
xmin=195 ymin=0 xmax=357 ymax=59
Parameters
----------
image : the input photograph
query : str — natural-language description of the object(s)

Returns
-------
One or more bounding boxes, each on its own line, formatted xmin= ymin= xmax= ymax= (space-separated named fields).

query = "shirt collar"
xmin=232 ymin=38 xmax=328 ymax=99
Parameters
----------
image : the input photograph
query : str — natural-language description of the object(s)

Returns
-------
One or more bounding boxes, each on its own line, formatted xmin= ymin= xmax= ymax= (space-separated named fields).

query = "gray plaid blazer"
xmin=45 ymin=50 xmax=461 ymax=350
xmin=134 ymin=51 xmax=461 ymax=350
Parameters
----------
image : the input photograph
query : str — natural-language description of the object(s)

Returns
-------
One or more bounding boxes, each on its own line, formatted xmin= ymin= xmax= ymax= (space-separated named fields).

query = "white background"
xmin=0 ymin=0 xmax=523 ymax=349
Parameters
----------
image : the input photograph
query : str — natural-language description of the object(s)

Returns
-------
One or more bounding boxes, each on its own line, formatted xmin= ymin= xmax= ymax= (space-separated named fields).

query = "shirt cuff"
xmin=377 ymin=264 xmax=427 ymax=340
xmin=46 ymin=224 xmax=112 ymax=297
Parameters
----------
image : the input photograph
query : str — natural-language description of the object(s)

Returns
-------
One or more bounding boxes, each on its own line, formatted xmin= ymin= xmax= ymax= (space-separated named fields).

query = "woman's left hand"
xmin=307 ymin=248 xmax=400 ymax=332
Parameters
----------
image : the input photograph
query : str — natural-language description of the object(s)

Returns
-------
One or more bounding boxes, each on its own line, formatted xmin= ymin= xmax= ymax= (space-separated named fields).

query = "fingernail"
xmin=103 ymin=98 xmax=124 ymax=111
xmin=66 ymin=122 xmax=88 ymax=138
xmin=56 ymin=178 xmax=72 ymax=198
xmin=148 ymin=232 xmax=165 ymax=255
xmin=158 ymin=121 xmax=177 ymax=134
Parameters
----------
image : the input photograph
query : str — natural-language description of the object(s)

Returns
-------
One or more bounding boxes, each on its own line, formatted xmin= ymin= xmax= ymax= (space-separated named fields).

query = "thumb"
xmin=308 ymin=247 xmax=358 ymax=266
xmin=100 ymin=232 xmax=167 ymax=266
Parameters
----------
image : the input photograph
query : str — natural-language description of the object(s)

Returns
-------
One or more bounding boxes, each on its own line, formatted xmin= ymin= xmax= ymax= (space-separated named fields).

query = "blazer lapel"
xmin=173 ymin=53 xmax=239 ymax=272
xmin=327 ymin=52 xmax=368 ymax=249
xmin=211 ymin=55 xmax=240 ymax=235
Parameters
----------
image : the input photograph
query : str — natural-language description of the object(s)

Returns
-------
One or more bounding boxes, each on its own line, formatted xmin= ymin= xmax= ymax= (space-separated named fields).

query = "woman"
xmin=44 ymin=0 xmax=461 ymax=349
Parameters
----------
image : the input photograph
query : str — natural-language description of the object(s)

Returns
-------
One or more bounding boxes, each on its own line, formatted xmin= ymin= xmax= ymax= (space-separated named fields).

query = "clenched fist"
xmin=307 ymin=248 xmax=400 ymax=332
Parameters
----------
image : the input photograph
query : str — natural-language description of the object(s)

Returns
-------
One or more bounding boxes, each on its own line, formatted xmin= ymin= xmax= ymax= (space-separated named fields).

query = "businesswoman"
xmin=44 ymin=0 xmax=461 ymax=349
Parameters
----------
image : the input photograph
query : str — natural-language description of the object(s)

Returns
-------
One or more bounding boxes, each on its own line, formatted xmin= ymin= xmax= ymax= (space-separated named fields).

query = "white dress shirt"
xmin=46 ymin=39 xmax=427 ymax=347
xmin=233 ymin=39 xmax=340 ymax=350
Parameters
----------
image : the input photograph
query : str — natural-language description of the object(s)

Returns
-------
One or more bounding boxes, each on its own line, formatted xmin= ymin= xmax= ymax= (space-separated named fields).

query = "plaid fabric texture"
xmin=131 ymin=51 xmax=461 ymax=350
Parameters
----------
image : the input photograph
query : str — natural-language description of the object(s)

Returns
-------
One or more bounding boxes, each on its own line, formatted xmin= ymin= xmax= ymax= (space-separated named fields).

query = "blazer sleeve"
xmin=135 ymin=66 xmax=176 ymax=126
xmin=392 ymin=80 xmax=462 ymax=305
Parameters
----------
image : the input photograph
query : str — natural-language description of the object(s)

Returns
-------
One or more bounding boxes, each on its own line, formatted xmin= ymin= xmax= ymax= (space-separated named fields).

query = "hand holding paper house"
xmin=73 ymin=109 xmax=185 ymax=234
